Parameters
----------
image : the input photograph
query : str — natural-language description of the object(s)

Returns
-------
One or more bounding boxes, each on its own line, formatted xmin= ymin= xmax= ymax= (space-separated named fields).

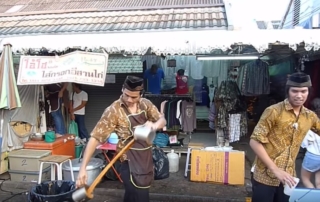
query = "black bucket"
xmin=28 ymin=180 xmax=76 ymax=202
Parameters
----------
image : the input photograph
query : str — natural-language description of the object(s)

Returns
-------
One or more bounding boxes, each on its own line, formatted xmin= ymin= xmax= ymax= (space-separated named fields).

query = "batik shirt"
xmin=251 ymin=99 xmax=320 ymax=186
xmin=91 ymin=96 xmax=161 ymax=161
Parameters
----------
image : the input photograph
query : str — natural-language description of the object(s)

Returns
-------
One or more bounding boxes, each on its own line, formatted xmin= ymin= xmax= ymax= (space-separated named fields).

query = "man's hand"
xmin=70 ymin=114 xmax=75 ymax=120
xmin=272 ymin=168 xmax=296 ymax=187
xmin=144 ymin=121 xmax=158 ymax=131
xmin=76 ymin=168 xmax=88 ymax=188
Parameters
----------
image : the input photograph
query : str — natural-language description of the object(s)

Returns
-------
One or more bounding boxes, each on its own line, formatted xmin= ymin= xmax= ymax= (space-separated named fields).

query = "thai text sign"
xmin=17 ymin=51 xmax=108 ymax=86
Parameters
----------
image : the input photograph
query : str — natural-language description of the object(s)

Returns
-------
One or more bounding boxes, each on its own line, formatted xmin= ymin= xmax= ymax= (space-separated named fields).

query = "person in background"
xmin=143 ymin=64 xmax=165 ymax=94
xmin=69 ymin=83 xmax=89 ymax=141
xmin=250 ymin=72 xmax=320 ymax=202
xmin=45 ymin=83 xmax=68 ymax=137
xmin=76 ymin=76 xmax=166 ymax=202
xmin=300 ymin=98 xmax=320 ymax=189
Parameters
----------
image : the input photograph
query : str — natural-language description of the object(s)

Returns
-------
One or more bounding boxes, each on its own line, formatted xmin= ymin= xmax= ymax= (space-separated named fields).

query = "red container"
xmin=24 ymin=134 xmax=75 ymax=159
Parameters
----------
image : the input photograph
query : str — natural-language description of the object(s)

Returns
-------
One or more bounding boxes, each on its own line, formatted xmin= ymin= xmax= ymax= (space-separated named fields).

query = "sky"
xmin=229 ymin=0 xmax=291 ymax=29
xmin=244 ymin=0 xmax=291 ymax=20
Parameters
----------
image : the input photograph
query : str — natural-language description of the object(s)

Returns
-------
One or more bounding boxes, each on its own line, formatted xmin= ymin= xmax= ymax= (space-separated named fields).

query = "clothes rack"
xmin=144 ymin=94 xmax=193 ymax=99
xmin=144 ymin=94 xmax=196 ymax=139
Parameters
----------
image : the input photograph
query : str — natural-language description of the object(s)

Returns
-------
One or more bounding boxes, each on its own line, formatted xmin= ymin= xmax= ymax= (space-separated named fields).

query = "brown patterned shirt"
xmin=91 ymin=96 xmax=161 ymax=161
xmin=251 ymin=99 xmax=320 ymax=186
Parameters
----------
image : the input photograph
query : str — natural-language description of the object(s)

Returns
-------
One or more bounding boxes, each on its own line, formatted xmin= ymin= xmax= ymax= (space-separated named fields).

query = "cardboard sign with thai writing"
xmin=17 ymin=51 xmax=108 ymax=86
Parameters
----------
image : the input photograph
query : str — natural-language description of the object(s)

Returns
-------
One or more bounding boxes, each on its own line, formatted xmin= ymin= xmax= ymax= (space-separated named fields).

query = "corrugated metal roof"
xmin=0 ymin=7 xmax=228 ymax=36
xmin=0 ymin=0 xmax=224 ymax=13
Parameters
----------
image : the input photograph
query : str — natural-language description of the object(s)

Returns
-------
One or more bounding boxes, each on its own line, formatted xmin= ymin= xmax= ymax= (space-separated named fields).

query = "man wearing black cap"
xmin=76 ymin=76 xmax=166 ymax=202
xmin=250 ymin=72 xmax=320 ymax=202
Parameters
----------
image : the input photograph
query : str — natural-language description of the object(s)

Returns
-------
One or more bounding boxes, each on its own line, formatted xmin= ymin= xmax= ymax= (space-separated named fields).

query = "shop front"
xmin=1 ymin=29 xmax=320 ymax=200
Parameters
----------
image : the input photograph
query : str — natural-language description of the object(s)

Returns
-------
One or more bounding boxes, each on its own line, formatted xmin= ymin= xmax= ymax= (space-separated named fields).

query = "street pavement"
xmin=0 ymin=188 xmax=146 ymax=202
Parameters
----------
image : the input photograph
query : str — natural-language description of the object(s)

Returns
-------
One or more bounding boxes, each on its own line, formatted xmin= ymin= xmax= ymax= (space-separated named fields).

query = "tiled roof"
xmin=0 ymin=7 xmax=228 ymax=36
xmin=108 ymin=55 xmax=143 ymax=73
xmin=0 ymin=0 xmax=224 ymax=14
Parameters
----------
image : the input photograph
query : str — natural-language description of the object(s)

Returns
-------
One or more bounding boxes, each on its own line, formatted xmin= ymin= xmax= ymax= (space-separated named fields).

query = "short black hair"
xmin=73 ymin=83 xmax=82 ymax=90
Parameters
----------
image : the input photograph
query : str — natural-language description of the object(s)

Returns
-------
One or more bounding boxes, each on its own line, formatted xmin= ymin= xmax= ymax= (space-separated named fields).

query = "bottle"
xmin=167 ymin=149 xmax=179 ymax=173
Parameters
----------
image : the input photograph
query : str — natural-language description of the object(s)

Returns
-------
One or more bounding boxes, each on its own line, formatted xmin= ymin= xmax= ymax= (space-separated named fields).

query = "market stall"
xmin=1 ymin=28 xmax=320 ymax=186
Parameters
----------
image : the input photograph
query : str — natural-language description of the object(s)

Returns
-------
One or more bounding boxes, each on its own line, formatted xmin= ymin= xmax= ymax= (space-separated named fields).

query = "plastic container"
xmin=28 ymin=180 xmax=76 ymax=202
xmin=45 ymin=131 xmax=56 ymax=143
xmin=9 ymin=166 xmax=51 ymax=183
xmin=8 ymin=149 xmax=51 ymax=172
xmin=108 ymin=132 xmax=119 ymax=144
xmin=167 ymin=149 xmax=179 ymax=173
xmin=75 ymin=145 xmax=83 ymax=158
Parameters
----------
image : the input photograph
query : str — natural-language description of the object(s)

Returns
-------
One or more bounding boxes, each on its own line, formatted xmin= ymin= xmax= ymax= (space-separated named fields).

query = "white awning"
xmin=1 ymin=29 xmax=320 ymax=55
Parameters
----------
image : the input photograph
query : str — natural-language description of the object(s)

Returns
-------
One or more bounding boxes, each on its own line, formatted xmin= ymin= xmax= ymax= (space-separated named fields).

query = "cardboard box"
xmin=190 ymin=150 xmax=245 ymax=185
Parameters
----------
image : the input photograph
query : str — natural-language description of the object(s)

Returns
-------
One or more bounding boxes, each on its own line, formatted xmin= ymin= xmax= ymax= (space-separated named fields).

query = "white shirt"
xmin=301 ymin=130 xmax=320 ymax=155
xmin=70 ymin=91 xmax=88 ymax=115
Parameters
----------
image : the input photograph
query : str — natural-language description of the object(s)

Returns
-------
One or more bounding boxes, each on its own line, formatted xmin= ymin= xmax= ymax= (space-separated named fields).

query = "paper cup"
xmin=284 ymin=177 xmax=300 ymax=196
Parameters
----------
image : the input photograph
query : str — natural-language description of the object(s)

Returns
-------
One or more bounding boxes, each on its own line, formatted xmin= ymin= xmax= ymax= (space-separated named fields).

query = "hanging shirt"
xmin=181 ymin=100 xmax=196 ymax=133
xmin=176 ymin=75 xmax=189 ymax=94
xmin=144 ymin=68 xmax=165 ymax=94
xmin=176 ymin=100 xmax=183 ymax=125
xmin=228 ymin=114 xmax=241 ymax=143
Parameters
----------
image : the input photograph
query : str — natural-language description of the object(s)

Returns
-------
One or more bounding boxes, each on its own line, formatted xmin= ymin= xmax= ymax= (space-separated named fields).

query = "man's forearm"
xmin=73 ymin=104 xmax=85 ymax=112
xmin=80 ymin=137 xmax=100 ymax=171
xmin=61 ymin=83 xmax=68 ymax=92
xmin=155 ymin=115 xmax=166 ymax=129
xmin=250 ymin=139 xmax=278 ymax=172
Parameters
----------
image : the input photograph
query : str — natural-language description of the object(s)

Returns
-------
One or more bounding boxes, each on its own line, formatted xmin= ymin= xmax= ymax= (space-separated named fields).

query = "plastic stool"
xmin=38 ymin=155 xmax=74 ymax=184
xmin=184 ymin=143 xmax=204 ymax=178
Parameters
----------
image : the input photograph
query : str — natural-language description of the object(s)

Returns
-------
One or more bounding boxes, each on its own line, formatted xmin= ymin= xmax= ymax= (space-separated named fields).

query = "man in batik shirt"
xmin=250 ymin=72 xmax=320 ymax=202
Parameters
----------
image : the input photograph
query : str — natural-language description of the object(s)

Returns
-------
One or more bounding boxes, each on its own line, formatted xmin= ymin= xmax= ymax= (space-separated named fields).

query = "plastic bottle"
xmin=167 ymin=149 xmax=179 ymax=173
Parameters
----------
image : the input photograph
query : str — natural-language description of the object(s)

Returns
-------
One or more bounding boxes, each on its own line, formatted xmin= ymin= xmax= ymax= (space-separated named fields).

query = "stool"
xmin=96 ymin=142 xmax=123 ymax=183
xmin=184 ymin=143 xmax=204 ymax=178
xmin=38 ymin=155 xmax=74 ymax=184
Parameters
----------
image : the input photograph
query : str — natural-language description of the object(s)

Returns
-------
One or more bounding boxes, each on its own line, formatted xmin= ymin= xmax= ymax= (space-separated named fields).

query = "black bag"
xmin=28 ymin=180 xmax=76 ymax=202
xmin=152 ymin=147 xmax=169 ymax=180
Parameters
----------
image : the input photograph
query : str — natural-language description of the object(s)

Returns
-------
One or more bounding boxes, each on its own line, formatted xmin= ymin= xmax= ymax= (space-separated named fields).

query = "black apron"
xmin=122 ymin=106 xmax=154 ymax=189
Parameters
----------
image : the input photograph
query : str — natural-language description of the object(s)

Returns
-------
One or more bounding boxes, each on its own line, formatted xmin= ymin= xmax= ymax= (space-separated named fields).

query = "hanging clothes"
xmin=214 ymin=80 xmax=247 ymax=141
xmin=228 ymin=114 xmax=241 ymax=143
xmin=144 ymin=95 xmax=194 ymax=132
xmin=201 ymin=60 xmax=229 ymax=87
xmin=181 ymin=100 xmax=196 ymax=133
xmin=238 ymin=59 xmax=270 ymax=96
xmin=208 ymin=103 xmax=215 ymax=130
xmin=141 ymin=55 xmax=162 ymax=71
